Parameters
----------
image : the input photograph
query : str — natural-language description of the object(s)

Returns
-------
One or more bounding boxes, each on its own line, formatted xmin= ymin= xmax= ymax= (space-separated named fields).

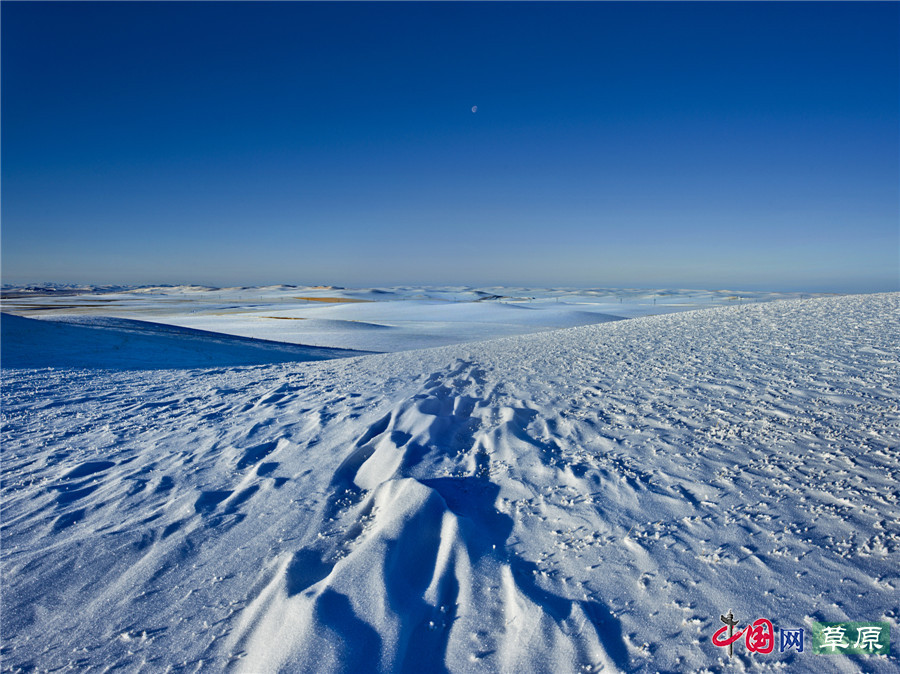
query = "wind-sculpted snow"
xmin=1 ymin=314 xmax=368 ymax=369
xmin=1 ymin=294 xmax=898 ymax=672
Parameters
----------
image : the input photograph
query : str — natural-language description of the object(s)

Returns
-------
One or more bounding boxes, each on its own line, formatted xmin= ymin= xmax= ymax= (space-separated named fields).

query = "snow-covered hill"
xmin=1 ymin=314 xmax=368 ymax=369
xmin=1 ymin=284 xmax=827 ymax=353
xmin=1 ymin=294 xmax=897 ymax=672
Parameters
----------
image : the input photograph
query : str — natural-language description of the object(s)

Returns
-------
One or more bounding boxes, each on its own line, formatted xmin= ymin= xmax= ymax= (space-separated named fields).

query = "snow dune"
xmin=1 ymin=314 xmax=368 ymax=369
xmin=1 ymin=294 xmax=898 ymax=672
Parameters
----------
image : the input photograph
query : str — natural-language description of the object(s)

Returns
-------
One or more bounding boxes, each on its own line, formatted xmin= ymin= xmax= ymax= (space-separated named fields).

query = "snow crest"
xmin=229 ymin=358 xmax=624 ymax=672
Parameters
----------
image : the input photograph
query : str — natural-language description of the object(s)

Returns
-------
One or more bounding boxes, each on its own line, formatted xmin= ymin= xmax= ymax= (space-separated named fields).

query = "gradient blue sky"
xmin=3 ymin=1 xmax=898 ymax=290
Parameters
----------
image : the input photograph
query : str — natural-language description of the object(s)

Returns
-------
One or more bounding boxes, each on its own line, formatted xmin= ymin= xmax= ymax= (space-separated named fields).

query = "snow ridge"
xmin=229 ymin=357 xmax=627 ymax=672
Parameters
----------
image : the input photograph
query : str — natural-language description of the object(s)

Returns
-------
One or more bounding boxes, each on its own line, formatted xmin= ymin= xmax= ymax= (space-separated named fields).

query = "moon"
xmin=471 ymin=105 xmax=478 ymax=113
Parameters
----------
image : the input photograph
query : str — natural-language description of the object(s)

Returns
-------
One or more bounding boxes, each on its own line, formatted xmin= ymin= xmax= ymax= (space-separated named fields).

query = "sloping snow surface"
xmin=1 ymin=315 xmax=368 ymax=369
xmin=1 ymin=294 xmax=898 ymax=672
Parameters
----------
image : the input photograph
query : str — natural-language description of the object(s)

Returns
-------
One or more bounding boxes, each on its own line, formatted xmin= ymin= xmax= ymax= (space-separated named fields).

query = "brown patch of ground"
xmin=293 ymin=297 xmax=372 ymax=304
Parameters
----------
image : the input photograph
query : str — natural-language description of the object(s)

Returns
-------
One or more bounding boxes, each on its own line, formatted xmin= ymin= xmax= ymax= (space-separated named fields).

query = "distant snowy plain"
xmin=1 ymin=286 xmax=897 ymax=672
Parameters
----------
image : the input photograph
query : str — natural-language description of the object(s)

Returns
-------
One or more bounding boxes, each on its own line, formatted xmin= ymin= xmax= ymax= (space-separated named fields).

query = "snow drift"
xmin=1 ymin=314 xmax=368 ymax=369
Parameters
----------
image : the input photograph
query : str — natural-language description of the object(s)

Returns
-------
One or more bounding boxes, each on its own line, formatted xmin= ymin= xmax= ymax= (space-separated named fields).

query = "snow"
xmin=1 ymin=314 xmax=369 ymax=369
xmin=1 ymin=284 xmax=825 ymax=353
xmin=1 ymin=291 xmax=898 ymax=672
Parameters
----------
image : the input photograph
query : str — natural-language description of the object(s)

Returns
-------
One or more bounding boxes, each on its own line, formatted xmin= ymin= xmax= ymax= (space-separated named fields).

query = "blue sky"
xmin=2 ymin=1 xmax=898 ymax=291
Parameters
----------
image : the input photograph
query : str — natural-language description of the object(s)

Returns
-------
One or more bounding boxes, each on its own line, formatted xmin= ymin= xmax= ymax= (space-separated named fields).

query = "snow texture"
xmin=1 ymin=292 xmax=898 ymax=672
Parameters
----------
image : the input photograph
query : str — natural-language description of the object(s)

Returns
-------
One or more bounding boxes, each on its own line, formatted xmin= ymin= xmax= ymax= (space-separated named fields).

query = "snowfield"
xmin=0 ymin=284 xmax=819 ymax=353
xmin=1 ymin=292 xmax=898 ymax=672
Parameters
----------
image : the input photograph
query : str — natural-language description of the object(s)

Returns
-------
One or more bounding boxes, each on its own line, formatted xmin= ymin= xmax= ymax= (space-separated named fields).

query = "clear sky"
xmin=2 ymin=1 xmax=898 ymax=291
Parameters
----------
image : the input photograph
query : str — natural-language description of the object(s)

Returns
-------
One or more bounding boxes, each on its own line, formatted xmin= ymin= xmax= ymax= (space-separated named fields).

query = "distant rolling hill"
xmin=1 ymin=314 xmax=370 ymax=369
